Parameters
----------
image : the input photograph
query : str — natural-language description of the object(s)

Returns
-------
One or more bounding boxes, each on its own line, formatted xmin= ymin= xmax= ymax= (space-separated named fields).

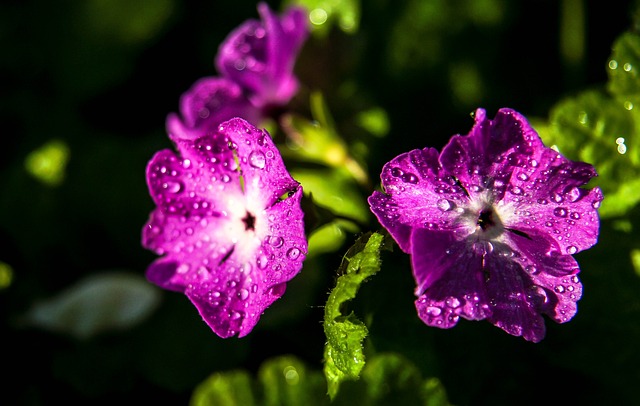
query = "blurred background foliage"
xmin=2 ymin=0 xmax=640 ymax=404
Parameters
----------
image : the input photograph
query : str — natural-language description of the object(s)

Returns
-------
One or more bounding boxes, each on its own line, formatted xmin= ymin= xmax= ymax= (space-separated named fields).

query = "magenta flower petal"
xmin=369 ymin=108 xmax=603 ymax=342
xmin=166 ymin=77 xmax=262 ymax=142
xmin=215 ymin=2 xmax=309 ymax=109
xmin=142 ymin=118 xmax=307 ymax=338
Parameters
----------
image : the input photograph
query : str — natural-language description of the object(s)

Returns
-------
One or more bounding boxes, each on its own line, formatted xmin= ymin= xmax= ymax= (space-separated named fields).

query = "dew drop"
xmin=529 ymin=159 xmax=539 ymax=168
xmin=268 ymin=236 xmax=284 ymax=248
xmin=551 ymin=192 xmax=563 ymax=203
xmin=437 ymin=199 xmax=453 ymax=211
xmin=554 ymin=285 xmax=566 ymax=293
xmin=162 ymin=181 xmax=183 ymax=193
xmin=565 ymin=187 xmax=581 ymax=202
xmin=230 ymin=311 xmax=243 ymax=320
xmin=553 ymin=207 xmax=568 ymax=217
xmin=287 ymin=247 xmax=301 ymax=259
xmin=257 ymin=255 xmax=268 ymax=269
xmin=566 ymin=245 xmax=578 ymax=254
xmin=182 ymin=159 xmax=191 ymax=168
xmin=510 ymin=186 xmax=523 ymax=195
xmin=238 ymin=289 xmax=249 ymax=300
xmin=517 ymin=173 xmax=529 ymax=181
xmin=426 ymin=306 xmax=442 ymax=316
xmin=390 ymin=167 xmax=403 ymax=177
xmin=221 ymin=174 xmax=231 ymax=183
xmin=525 ymin=265 xmax=538 ymax=275
xmin=445 ymin=297 xmax=461 ymax=308
xmin=402 ymin=172 xmax=418 ymax=184
xmin=570 ymin=212 xmax=581 ymax=220
xmin=249 ymin=151 xmax=266 ymax=169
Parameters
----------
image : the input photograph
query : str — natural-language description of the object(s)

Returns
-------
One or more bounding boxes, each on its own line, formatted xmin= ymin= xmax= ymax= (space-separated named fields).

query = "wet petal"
xmin=166 ymin=77 xmax=262 ymax=141
xmin=215 ymin=3 xmax=309 ymax=107
xmin=368 ymin=147 xmax=469 ymax=252
xmin=483 ymin=253 xmax=547 ymax=342
xmin=412 ymin=229 xmax=491 ymax=328
xmin=142 ymin=118 xmax=307 ymax=338
xmin=440 ymin=108 xmax=542 ymax=200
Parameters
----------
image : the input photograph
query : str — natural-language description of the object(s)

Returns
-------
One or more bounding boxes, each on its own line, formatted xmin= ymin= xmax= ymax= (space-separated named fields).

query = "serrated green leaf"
xmin=323 ymin=232 xmax=384 ymax=399
xmin=190 ymin=370 xmax=256 ymax=406
xmin=540 ymin=89 xmax=640 ymax=217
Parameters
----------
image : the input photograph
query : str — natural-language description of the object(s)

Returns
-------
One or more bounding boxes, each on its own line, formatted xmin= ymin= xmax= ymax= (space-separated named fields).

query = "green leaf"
xmin=323 ymin=232 xmax=385 ymax=399
xmin=191 ymin=356 xmax=327 ymax=406
xmin=536 ymin=30 xmax=640 ymax=218
xmin=361 ymin=353 xmax=451 ymax=406
xmin=607 ymin=32 xmax=640 ymax=101
xmin=539 ymin=89 xmax=640 ymax=218
xmin=191 ymin=370 xmax=256 ymax=406
xmin=286 ymin=0 xmax=360 ymax=36
xmin=281 ymin=92 xmax=370 ymax=187
xmin=258 ymin=356 xmax=328 ymax=406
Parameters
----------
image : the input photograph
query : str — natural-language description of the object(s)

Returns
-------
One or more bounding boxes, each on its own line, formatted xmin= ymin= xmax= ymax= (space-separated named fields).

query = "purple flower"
xmin=166 ymin=77 xmax=261 ymax=142
xmin=142 ymin=118 xmax=307 ymax=338
xmin=215 ymin=2 xmax=309 ymax=109
xmin=368 ymin=108 xmax=603 ymax=342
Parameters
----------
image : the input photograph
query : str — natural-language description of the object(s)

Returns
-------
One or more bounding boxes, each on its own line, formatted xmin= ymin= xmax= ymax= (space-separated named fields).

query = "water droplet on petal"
xmin=437 ymin=199 xmax=453 ymax=211
xmin=257 ymin=255 xmax=268 ymax=269
xmin=517 ymin=173 xmax=529 ymax=181
xmin=426 ymin=306 xmax=442 ymax=316
xmin=445 ymin=297 xmax=461 ymax=308
xmin=565 ymin=187 xmax=581 ymax=202
xmin=287 ymin=247 xmax=301 ymax=259
xmin=268 ymin=236 xmax=284 ymax=248
xmin=551 ymin=192 xmax=563 ymax=203
xmin=553 ymin=207 xmax=568 ymax=217
xmin=230 ymin=311 xmax=243 ymax=320
xmin=525 ymin=265 xmax=538 ymax=275
xmin=554 ymin=285 xmax=566 ymax=293
xmin=510 ymin=186 xmax=523 ymax=195
xmin=162 ymin=181 xmax=183 ymax=193
xmin=566 ymin=245 xmax=578 ymax=254
xmin=238 ymin=289 xmax=249 ymax=300
xmin=390 ymin=167 xmax=403 ymax=177
xmin=249 ymin=151 xmax=266 ymax=169
xmin=402 ymin=172 xmax=418 ymax=184
xmin=570 ymin=212 xmax=581 ymax=220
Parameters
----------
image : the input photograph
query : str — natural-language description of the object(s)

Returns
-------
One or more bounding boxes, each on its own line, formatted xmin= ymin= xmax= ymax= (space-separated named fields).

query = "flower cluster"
xmin=166 ymin=2 xmax=309 ymax=142
xmin=368 ymin=108 xmax=603 ymax=342
xmin=142 ymin=4 xmax=309 ymax=338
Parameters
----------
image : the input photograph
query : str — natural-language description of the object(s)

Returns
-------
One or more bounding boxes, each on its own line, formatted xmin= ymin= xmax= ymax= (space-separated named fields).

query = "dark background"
xmin=2 ymin=0 xmax=638 ymax=404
